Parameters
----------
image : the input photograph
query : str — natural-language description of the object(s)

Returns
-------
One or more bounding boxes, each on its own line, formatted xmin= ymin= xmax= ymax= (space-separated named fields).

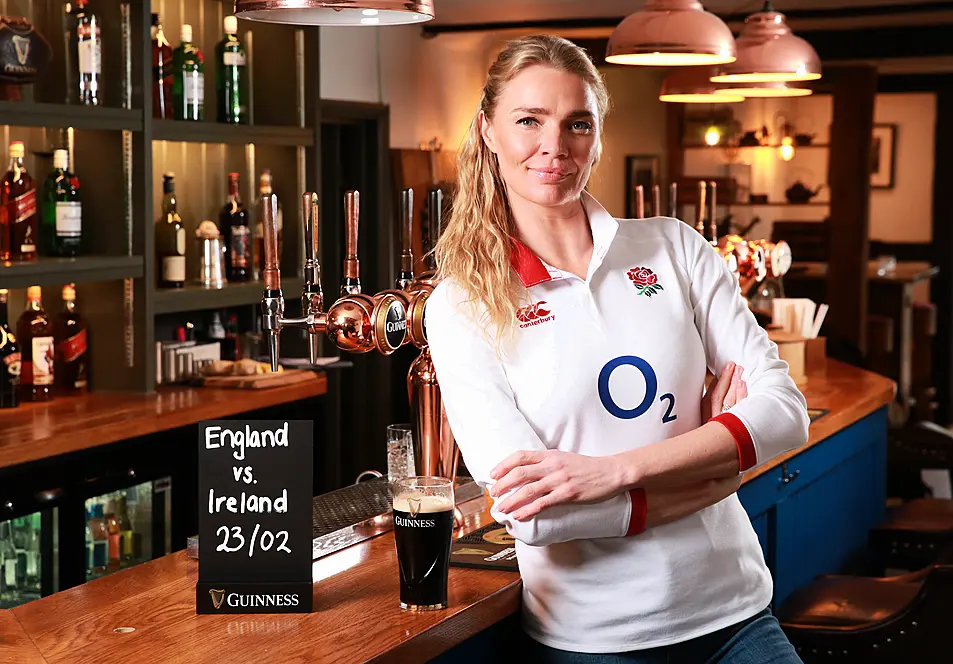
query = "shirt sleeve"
xmin=680 ymin=224 xmax=811 ymax=471
xmin=425 ymin=281 xmax=634 ymax=546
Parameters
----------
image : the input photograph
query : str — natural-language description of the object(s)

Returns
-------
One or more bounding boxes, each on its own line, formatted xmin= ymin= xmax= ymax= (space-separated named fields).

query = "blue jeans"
xmin=527 ymin=608 xmax=803 ymax=664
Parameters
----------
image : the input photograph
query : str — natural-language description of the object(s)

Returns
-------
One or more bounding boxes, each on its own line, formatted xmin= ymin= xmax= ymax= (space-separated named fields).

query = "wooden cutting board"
xmin=199 ymin=369 xmax=319 ymax=390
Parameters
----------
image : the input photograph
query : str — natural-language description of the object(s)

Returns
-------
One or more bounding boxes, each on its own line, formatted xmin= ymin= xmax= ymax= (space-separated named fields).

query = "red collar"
xmin=510 ymin=239 xmax=552 ymax=288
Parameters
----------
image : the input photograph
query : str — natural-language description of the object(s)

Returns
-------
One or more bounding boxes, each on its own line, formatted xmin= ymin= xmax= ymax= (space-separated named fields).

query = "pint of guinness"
xmin=393 ymin=476 xmax=455 ymax=610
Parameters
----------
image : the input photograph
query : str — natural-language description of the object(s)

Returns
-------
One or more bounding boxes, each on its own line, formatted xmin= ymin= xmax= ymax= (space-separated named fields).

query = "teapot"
xmin=785 ymin=180 xmax=825 ymax=204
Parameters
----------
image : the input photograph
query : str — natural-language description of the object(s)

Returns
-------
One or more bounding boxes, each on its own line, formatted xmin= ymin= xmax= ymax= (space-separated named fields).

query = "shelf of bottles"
xmin=0 ymin=511 xmax=50 ymax=609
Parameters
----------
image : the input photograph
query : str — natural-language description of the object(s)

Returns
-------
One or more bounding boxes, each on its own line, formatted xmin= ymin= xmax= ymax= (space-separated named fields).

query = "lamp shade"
xmin=606 ymin=0 xmax=736 ymax=66
xmin=714 ymin=80 xmax=813 ymax=98
xmin=659 ymin=67 xmax=744 ymax=103
xmin=234 ymin=0 xmax=435 ymax=25
xmin=710 ymin=3 xmax=821 ymax=83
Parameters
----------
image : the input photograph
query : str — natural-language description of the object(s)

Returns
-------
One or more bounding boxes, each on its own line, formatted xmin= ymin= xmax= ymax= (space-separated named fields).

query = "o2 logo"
xmin=598 ymin=355 xmax=677 ymax=423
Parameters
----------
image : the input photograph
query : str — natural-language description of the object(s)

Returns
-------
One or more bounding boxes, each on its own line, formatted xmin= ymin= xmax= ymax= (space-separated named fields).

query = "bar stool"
xmin=777 ymin=545 xmax=953 ymax=663
xmin=868 ymin=497 xmax=953 ymax=572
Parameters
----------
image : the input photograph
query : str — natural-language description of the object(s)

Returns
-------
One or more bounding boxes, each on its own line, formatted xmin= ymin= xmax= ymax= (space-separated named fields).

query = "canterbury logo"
xmin=210 ymin=588 xmax=226 ymax=609
xmin=516 ymin=302 xmax=554 ymax=328
xmin=12 ymin=36 xmax=29 ymax=66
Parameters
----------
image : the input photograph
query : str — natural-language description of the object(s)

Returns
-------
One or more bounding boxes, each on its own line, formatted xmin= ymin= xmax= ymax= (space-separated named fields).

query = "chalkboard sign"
xmin=196 ymin=420 xmax=313 ymax=614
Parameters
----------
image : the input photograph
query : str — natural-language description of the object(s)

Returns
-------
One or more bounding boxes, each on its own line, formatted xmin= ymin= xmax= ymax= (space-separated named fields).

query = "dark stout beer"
xmin=393 ymin=492 xmax=454 ymax=610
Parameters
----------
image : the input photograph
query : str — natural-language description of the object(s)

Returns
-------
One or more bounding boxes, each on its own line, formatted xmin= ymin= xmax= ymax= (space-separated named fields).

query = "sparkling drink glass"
xmin=386 ymin=424 xmax=415 ymax=483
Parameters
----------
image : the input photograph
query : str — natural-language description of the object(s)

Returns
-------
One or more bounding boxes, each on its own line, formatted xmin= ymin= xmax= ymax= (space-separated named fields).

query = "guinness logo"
xmin=12 ymin=35 xmax=29 ymax=66
xmin=210 ymin=588 xmax=226 ymax=609
xmin=384 ymin=300 xmax=407 ymax=350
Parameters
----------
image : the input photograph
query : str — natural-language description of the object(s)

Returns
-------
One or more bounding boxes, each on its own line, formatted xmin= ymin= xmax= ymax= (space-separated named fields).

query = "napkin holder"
xmin=768 ymin=328 xmax=807 ymax=385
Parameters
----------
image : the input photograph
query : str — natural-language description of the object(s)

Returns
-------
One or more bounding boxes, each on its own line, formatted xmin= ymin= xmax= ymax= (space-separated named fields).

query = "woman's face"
xmin=481 ymin=65 xmax=600 ymax=211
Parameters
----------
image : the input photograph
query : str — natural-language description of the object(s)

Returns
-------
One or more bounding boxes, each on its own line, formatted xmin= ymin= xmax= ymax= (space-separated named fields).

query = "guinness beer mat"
xmin=450 ymin=523 xmax=519 ymax=572
xmin=808 ymin=408 xmax=829 ymax=423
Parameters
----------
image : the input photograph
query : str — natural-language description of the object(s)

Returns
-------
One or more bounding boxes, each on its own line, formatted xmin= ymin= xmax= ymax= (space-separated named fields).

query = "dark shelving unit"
xmin=0 ymin=101 xmax=143 ymax=131
xmin=0 ymin=256 xmax=144 ymax=289
xmin=153 ymin=120 xmax=313 ymax=146
xmin=154 ymin=276 xmax=304 ymax=315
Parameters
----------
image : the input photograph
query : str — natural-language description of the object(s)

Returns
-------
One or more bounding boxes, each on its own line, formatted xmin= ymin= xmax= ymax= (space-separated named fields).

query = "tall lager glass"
xmin=393 ymin=476 xmax=455 ymax=610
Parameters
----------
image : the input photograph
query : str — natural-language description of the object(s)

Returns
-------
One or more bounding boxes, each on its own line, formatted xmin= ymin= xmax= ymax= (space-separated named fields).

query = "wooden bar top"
xmin=789 ymin=260 xmax=939 ymax=284
xmin=0 ymin=374 xmax=327 ymax=471
xmin=2 ymin=359 xmax=895 ymax=664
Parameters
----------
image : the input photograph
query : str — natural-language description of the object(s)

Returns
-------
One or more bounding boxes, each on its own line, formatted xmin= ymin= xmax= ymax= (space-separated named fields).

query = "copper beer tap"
xmin=695 ymin=181 xmax=707 ymax=238
xmin=652 ymin=184 xmax=661 ymax=218
xmin=634 ymin=185 xmax=645 ymax=219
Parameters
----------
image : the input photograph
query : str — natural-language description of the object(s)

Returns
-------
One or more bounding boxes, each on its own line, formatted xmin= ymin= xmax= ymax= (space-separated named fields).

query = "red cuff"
xmin=626 ymin=488 xmax=647 ymax=536
xmin=710 ymin=412 xmax=757 ymax=471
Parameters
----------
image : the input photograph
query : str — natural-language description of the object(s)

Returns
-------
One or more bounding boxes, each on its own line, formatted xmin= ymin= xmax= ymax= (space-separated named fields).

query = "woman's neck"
xmin=509 ymin=193 xmax=593 ymax=280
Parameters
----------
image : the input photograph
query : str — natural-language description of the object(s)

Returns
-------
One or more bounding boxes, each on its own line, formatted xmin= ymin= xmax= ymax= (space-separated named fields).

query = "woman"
xmin=426 ymin=36 xmax=810 ymax=662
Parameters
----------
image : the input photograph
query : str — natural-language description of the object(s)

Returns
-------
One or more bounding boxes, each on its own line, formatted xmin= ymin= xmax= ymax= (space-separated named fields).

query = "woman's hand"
xmin=701 ymin=362 xmax=747 ymax=422
xmin=643 ymin=476 xmax=743 ymax=529
xmin=488 ymin=450 xmax=625 ymax=521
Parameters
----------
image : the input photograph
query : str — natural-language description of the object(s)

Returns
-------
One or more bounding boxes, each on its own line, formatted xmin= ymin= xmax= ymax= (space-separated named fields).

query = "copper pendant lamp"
xmin=606 ymin=0 xmax=736 ymax=66
xmin=234 ymin=1 xmax=435 ymax=26
xmin=710 ymin=2 xmax=821 ymax=83
xmin=714 ymin=80 xmax=813 ymax=98
xmin=659 ymin=67 xmax=744 ymax=103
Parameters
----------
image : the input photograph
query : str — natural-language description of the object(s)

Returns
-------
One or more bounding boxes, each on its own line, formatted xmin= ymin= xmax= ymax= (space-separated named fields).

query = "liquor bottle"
xmin=105 ymin=498 xmax=120 ymax=570
xmin=216 ymin=16 xmax=248 ymax=125
xmin=116 ymin=494 xmax=134 ymax=564
xmin=156 ymin=174 xmax=186 ymax=288
xmin=254 ymin=170 xmax=282 ymax=279
xmin=16 ymin=287 xmax=53 ymax=403
xmin=54 ymin=284 xmax=89 ymax=394
xmin=84 ymin=507 xmax=94 ymax=576
xmin=0 ymin=289 xmax=19 ymax=409
xmin=88 ymin=503 xmax=108 ymax=576
xmin=173 ymin=24 xmax=204 ymax=121
xmin=42 ymin=149 xmax=82 ymax=257
xmin=4 ymin=142 xmax=38 ymax=262
xmin=0 ymin=521 xmax=17 ymax=600
xmin=151 ymin=13 xmax=173 ymax=119
xmin=221 ymin=173 xmax=250 ymax=282
xmin=75 ymin=0 xmax=102 ymax=106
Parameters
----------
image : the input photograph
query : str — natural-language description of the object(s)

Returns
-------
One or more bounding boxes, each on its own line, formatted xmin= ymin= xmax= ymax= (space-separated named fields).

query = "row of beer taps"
xmin=260 ymin=188 xmax=457 ymax=483
xmin=632 ymin=181 xmax=793 ymax=298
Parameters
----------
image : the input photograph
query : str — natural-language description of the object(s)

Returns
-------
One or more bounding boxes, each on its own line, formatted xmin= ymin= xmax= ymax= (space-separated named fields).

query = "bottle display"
xmin=151 ymin=13 xmax=173 ymax=119
xmin=3 ymin=142 xmax=37 ymax=262
xmin=156 ymin=173 xmax=186 ymax=288
xmin=85 ymin=483 xmax=156 ymax=580
xmin=0 ymin=522 xmax=18 ymax=604
xmin=54 ymin=284 xmax=89 ymax=395
xmin=42 ymin=149 xmax=82 ymax=257
xmin=16 ymin=286 xmax=53 ymax=403
xmin=173 ymin=24 xmax=204 ymax=121
xmin=217 ymin=16 xmax=248 ymax=125
xmin=0 ymin=289 xmax=19 ymax=409
xmin=221 ymin=173 xmax=250 ymax=282
xmin=75 ymin=0 xmax=102 ymax=106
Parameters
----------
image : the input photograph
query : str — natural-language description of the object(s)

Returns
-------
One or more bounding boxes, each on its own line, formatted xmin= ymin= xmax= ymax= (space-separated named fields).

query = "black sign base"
xmin=196 ymin=581 xmax=313 ymax=614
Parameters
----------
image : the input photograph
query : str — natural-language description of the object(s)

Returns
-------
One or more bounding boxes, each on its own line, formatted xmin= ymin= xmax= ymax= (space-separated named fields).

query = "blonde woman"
xmin=426 ymin=36 xmax=809 ymax=663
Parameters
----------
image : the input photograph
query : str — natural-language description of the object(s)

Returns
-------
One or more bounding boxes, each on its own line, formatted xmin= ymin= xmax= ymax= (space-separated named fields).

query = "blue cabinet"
xmin=738 ymin=407 xmax=888 ymax=606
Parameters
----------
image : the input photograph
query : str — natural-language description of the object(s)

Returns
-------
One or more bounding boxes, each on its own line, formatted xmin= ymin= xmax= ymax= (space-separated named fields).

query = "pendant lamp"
xmin=234 ymin=1 xmax=435 ymax=26
xmin=709 ymin=2 xmax=820 ymax=83
xmin=606 ymin=0 xmax=736 ymax=66
xmin=659 ymin=67 xmax=744 ymax=103
xmin=714 ymin=80 xmax=813 ymax=98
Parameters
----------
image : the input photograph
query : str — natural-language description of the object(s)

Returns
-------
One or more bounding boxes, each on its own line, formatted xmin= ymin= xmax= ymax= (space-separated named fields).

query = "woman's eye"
xmin=517 ymin=117 xmax=538 ymax=127
xmin=571 ymin=120 xmax=593 ymax=132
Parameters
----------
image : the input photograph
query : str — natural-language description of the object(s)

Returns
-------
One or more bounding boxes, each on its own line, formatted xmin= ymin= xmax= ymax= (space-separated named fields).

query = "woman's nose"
xmin=539 ymin=125 xmax=568 ymax=157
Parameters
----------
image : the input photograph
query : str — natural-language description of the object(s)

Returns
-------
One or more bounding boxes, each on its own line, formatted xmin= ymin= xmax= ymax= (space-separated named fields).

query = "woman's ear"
xmin=479 ymin=110 xmax=498 ymax=154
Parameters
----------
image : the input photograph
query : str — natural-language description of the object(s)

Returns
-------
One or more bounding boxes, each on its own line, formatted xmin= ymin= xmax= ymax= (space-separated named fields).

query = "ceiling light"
xmin=659 ymin=66 xmax=744 ymax=103
xmin=606 ymin=0 xmax=736 ymax=67
xmin=234 ymin=1 xmax=434 ymax=26
xmin=714 ymin=80 xmax=813 ymax=98
xmin=710 ymin=1 xmax=821 ymax=83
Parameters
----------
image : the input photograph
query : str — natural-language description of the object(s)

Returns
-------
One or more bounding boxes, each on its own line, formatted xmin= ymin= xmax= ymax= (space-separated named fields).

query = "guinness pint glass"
xmin=393 ymin=476 xmax=455 ymax=610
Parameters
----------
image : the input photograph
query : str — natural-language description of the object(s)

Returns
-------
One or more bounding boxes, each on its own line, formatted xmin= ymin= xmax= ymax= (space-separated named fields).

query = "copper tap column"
xmin=341 ymin=191 xmax=361 ymax=296
xmin=652 ymin=184 xmax=661 ymax=218
xmin=695 ymin=180 xmax=707 ymax=239
xmin=302 ymin=193 xmax=324 ymax=364
xmin=634 ymin=185 xmax=645 ymax=219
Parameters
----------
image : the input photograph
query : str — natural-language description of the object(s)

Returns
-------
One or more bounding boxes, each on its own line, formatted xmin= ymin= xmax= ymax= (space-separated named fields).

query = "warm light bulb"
xmin=779 ymin=139 xmax=795 ymax=161
xmin=705 ymin=127 xmax=721 ymax=146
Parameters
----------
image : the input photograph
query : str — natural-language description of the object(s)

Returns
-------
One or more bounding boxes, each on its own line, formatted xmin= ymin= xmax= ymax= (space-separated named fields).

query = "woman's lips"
xmin=530 ymin=168 xmax=573 ymax=183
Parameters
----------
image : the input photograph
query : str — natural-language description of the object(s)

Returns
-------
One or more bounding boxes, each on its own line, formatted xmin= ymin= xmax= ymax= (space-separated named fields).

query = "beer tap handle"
xmin=652 ymin=184 xmax=661 ymax=218
xmin=426 ymin=188 xmax=443 ymax=269
xmin=708 ymin=181 xmax=718 ymax=245
xmin=342 ymin=190 xmax=361 ymax=296
xmin=398 ymin=188 xmax=414 ymax=290
xmin=301 ymin=192 xmax=324 ymax=364
xmin=669 ymin=182 xmax=678 ymax=218
xmin=695 ymin=181 xmax=707 ymax=239
xmin=634 ymin=185 xmax=644 ymax=219
xmin=260 ymin=192 xmax=283 ymax=373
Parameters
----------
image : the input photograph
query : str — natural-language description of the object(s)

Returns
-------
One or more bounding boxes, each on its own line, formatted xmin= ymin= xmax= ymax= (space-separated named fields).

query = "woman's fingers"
xmin=490 ymin=460 xmax=548 ymax=498
xmin=738 ymin=379 xmax=748 ymax=401
xmin=496 ymin=477 xmax=557 ymax=517
xmin=489 ymin=449 xmax=545 ymax=481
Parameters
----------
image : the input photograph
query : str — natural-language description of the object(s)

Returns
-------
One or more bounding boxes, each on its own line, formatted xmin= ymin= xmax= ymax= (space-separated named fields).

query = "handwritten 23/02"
xmin=205 ymin=422 xmax=295 ymax=558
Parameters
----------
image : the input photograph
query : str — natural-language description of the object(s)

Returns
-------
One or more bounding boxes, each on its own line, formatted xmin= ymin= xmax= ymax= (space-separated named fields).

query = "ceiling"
xmin=429 ymin=0 xmax=952 ymax=26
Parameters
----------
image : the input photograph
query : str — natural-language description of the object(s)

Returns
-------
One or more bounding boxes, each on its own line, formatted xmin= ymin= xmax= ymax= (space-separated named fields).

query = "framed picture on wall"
xmin=624 ymin=155 xmax=660 ymax=218
xmin=870 ymin=123 xmax=897 ymax=190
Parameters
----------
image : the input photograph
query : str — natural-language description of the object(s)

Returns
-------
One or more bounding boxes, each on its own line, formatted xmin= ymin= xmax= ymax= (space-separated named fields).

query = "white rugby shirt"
xmin=426 ymin=192 xmax=810 ymax=653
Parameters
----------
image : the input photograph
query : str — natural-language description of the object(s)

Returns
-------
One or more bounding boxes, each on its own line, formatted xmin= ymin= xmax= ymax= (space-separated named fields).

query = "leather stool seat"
xmin=778 ymin=574 xmax=921 ymax=628
xmin=869 ymin=497 xmax=953 ymax=571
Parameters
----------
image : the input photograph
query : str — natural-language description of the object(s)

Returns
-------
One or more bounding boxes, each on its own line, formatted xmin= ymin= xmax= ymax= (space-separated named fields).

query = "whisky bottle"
xmin=54 ymin=284 xmax=88 ymax=395
xmin=173 ymin=24 xmax=204 ymax=121
xmin=216 ymin=16 xmax=248 ymax=125
xmin=4 ymin=142 xmax=37 ymax=262
xmin=16 ymin=286 xmax=53 ymax=403
xmin=156 ymin=173 xmax=186 ymax=288
xmin=75 ymin=0 xmax=102 ymax=106
xmin=220 ymin=173 xmax=250 ymax=282
xmin=42 ymin=149 xmax=82 ymax=257
xmin=151 ymin=13 xmax=173 ymax=119
xmin=0 ymin=289 xmax=19 ymax=409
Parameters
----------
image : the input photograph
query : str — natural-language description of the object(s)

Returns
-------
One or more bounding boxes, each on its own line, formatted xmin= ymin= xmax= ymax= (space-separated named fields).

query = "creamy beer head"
xmin=393 ymin=493 xmax=453 ymax=516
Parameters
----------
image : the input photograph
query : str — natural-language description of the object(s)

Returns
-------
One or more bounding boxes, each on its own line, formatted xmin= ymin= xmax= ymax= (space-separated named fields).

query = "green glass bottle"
xmin=41 ymin=150 xmax=82 ymax=257
xmin=216 ymin=16 xmax=248 ymax=125
xmin=172 ymin=24 xmax=204 ymax=121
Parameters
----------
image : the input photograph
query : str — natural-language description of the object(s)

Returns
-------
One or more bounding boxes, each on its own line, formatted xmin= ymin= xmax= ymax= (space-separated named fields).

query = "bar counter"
xmin=1 ymin=360 xmax=895 ymax=664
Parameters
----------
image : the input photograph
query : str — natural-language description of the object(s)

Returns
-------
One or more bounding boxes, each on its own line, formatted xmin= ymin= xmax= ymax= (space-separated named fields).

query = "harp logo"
xmin=209 ymin=588 xmax=226 ymax=610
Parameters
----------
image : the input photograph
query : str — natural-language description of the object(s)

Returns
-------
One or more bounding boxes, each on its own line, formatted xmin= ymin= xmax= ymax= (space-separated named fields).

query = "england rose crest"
xmin=627 ymin=266 xmax=664 ymax=297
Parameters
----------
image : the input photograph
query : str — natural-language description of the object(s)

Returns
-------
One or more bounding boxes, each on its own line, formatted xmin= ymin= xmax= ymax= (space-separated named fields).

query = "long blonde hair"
xmin=434 ymin=35 xmax=610 ymax=345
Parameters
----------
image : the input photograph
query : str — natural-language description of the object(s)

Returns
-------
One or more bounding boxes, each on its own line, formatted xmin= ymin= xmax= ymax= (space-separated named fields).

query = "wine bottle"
xmin=216 ymin=16 xmax=248 ymax=125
